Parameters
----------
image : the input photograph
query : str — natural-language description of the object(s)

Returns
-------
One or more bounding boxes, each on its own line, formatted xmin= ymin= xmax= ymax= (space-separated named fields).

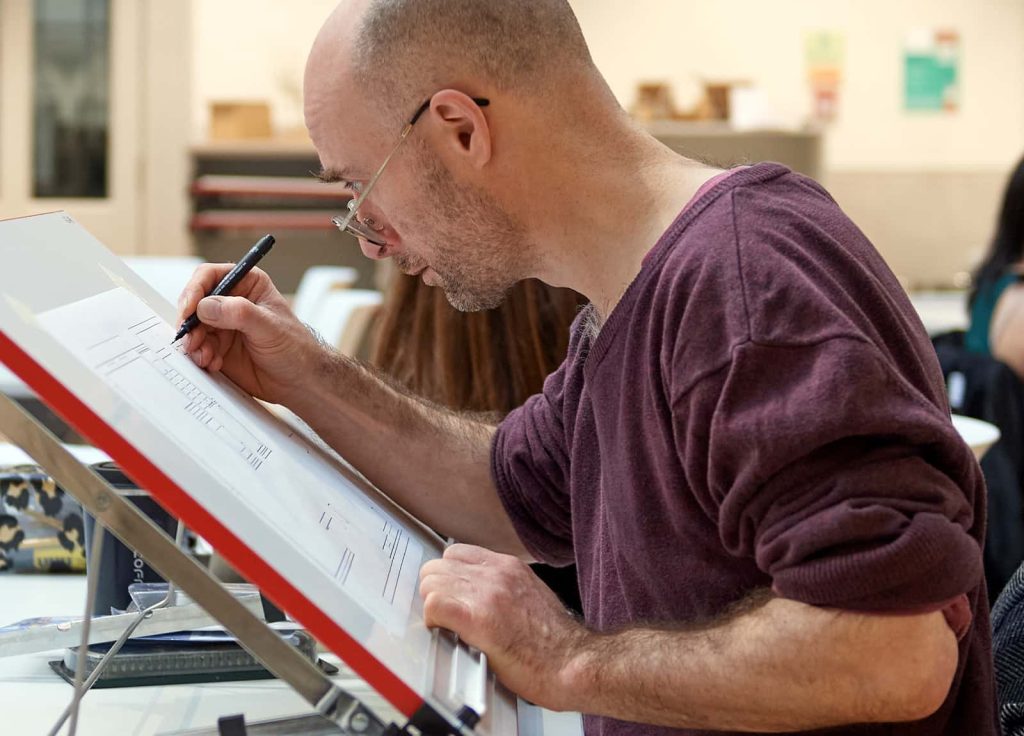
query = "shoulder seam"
xmin=670 ymin=356 xmax=736 ymax=405
xmin=729 ymin=189 xmax=754 ymax=342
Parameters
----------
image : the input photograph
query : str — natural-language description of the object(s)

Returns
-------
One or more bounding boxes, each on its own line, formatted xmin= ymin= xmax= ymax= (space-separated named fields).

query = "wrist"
xmin=556 ymin=626 xmax=604 ymax=713
xmin=279 ymin=332 xmax=337 ymax=410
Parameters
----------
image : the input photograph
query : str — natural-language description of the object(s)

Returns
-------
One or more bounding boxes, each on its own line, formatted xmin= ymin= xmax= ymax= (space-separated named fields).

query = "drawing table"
xmin=0 ymin=212 xmax=580 ymax=734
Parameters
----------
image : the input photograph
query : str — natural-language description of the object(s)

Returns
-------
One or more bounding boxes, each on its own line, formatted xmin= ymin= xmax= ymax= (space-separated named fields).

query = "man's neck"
xmin=526 ymin=132 xmax=722 ymax=317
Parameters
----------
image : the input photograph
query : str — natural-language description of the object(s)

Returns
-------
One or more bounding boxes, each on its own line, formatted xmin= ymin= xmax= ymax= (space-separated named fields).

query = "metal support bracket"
xmin=0 ymin=392 xmax=346 ymax=721
xmin=0 ymin=391 xmax=478 ymax=736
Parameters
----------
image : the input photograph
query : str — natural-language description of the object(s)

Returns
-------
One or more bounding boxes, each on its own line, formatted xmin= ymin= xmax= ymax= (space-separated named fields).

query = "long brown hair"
xmin=371 ymin=275 xmax=582 ymax=414
xmin=371 ymin=273 xmax=584 ymax=612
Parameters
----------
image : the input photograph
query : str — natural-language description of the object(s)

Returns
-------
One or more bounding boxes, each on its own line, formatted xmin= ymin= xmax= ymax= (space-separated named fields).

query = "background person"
xmin=371 ymin=272 xmax=582 ymax=611
xmin=967 ymin=154 xmax=1024 ymax=376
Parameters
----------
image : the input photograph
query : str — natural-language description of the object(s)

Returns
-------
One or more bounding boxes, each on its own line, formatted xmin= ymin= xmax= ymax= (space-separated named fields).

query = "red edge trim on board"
xmin=0 ymin=328 xmax=423 ymax=718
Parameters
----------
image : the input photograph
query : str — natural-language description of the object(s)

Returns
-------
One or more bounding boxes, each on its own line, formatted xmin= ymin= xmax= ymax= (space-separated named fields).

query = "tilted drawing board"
xmin=0 ymin=212 xmax=523 ymax=734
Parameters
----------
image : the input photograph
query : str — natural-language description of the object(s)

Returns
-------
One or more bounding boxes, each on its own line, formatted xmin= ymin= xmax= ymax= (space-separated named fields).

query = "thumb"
xmin=197 ymin=296 xmax=274 ymax=340
xmin=196 ymin=295 xmax=227 ymax=324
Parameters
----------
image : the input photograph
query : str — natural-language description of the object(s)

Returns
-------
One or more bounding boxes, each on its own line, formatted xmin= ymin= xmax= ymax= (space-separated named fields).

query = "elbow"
xmin=888 ymin=649 xmax=957 ymax=722
xmin=869 ymin=612 xmax=959 ymax=723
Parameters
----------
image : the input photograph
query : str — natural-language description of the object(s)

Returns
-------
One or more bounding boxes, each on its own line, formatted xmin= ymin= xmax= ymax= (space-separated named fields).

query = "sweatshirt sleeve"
xmin=698 ymin=336 xmax=984 ymax=611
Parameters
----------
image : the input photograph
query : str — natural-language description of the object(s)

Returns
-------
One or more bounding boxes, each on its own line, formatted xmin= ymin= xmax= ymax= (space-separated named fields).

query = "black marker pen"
xmin=172 ymin=234 xmax=275 ymax=343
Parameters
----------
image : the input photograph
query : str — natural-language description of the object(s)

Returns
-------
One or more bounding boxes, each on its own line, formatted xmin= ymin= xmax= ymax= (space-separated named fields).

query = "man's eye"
xmin=343 ymin=181 xmax=362 ymax=193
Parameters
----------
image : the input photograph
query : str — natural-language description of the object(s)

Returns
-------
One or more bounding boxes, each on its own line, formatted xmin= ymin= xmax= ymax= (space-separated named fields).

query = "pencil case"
xmin=0 ymin=465 xmax=85 ymax=573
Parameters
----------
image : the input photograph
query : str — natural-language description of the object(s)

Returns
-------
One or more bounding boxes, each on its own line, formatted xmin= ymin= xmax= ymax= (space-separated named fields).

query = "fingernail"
xmin=197 ymin=297 xmax=222 ymax=321
xmin=177 ymin=291 xmax=188 ymax=311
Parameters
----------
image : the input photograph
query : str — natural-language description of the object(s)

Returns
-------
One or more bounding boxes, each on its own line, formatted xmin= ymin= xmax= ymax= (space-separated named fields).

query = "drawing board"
xmin=0 ymin=212 xmax=522 ymax=732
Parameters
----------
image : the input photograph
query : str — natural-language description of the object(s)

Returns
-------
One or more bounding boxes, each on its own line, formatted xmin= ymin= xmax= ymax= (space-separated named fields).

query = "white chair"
xmin=291 ymin=266 xmax=360 ymax=323
xmin=303 ymin=289 xmax=383 ymax=356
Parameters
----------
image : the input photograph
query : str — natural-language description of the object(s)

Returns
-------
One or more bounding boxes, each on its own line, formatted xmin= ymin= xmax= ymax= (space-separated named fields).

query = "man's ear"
xmin=428 ymin=90 xmax=492 ymax=170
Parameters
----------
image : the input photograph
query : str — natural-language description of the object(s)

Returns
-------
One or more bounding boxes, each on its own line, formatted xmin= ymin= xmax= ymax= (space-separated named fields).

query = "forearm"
xmin=561 ymin=595 xmax=958 ymax=731
xmin=285 ymin=344 xmax=528 ymax=556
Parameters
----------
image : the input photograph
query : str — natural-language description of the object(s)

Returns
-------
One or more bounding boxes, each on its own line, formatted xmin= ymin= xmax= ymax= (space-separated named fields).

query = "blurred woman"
xmin=371 ymin=273 xmax=583 ymax=611
xmin=967 ymin=155 xmax=1024 ymax=377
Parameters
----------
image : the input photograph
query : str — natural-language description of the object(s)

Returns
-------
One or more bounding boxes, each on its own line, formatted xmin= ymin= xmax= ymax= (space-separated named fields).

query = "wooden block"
xmin=209 ymin=101 xmax=273 ymax=141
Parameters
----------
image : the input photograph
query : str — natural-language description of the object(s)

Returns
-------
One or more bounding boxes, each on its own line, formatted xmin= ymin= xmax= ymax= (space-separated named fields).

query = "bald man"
xmin=178 ymin=2 xmax=996 ymax=734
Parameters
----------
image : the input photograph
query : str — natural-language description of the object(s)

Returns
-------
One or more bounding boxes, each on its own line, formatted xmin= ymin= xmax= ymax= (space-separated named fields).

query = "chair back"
xmin=292 ymin=266 xmax=359 ymax=323
xmin=303 ymin=289 xmax=382 ymax=356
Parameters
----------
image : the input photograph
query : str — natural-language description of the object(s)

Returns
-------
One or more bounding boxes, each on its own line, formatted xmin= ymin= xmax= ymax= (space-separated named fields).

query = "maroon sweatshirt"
xmin=492 ymin=163 xmax=996 ymax=735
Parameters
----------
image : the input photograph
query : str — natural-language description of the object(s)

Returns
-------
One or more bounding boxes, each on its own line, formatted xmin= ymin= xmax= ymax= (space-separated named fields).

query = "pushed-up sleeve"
xmin=703 ymin=337 xmax=984 ymax=611
xmin=492 ymin=360 xmax=574 ymax=566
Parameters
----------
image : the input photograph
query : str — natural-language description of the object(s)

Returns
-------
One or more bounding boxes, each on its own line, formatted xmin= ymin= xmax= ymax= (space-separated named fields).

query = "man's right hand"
xmin=176 ymin=264 xmax=322 ymax=406
xmin=178 ymin=264 xmax=523 ymax=555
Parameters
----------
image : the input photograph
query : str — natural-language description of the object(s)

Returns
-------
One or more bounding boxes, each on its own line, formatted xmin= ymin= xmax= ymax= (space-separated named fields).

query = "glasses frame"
xmin=331 ymin=95 xmax=491 ymax=247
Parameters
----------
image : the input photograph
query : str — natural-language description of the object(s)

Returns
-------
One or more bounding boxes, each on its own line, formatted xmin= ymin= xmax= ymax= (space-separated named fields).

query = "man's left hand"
xmin=419 ymin=543 xmax=587 ymax=711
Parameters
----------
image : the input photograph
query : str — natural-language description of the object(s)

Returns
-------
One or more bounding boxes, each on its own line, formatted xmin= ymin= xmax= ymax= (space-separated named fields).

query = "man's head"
xmin=304 ymin=0 xmax=605 ymax=311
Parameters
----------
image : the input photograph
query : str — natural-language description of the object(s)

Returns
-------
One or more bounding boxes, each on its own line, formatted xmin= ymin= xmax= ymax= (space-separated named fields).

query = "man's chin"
xmin=420 ymin=267 xmax=439 ymax=287
xmin=441 ymin=284 xmax=509 ymax=313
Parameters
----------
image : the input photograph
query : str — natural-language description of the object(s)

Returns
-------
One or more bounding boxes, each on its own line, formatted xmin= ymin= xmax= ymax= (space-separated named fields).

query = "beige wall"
xmin=140 ymin=1 xmax=193 ymax=256
xmin=574 ymin=0 xmax=1024 ymax=172
xmin=191 ymin=1 xmax=1024 ymax=286
xmin=192 ymin=0 xmax=337 ymax=136
xmin=827 ymin=170 xmax=1005 ymax=288
xmin=570 ymin=0 xmax=1024 ymax=288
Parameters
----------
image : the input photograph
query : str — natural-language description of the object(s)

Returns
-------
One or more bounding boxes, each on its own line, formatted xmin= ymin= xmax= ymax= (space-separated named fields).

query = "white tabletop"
xmin=0 ymin=442 xmax=111 ymax=468
xmin=0 ymin=363 xmax=32 ymax=400
xmin=0 ymin=575 xmax=400 ymax=735
xmin=951 ymin=414 xmax=1001 ymax=461
xmin=908 ymin=290 xmax=968 ymax=336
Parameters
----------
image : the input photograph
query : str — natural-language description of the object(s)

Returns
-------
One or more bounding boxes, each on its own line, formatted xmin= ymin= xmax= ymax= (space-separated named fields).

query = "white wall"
xmin=572 ymin=0 xmax=1024 ymax=172
xmin=192 ymin=0 xmax=337 ymax=136
xmin=190 ymin=1 xmax=1024 ymax=285
xmin=193 ymin=0 xmax=1024 ymax=172
xmin=141 ymin=0 xmax=194 ymax=256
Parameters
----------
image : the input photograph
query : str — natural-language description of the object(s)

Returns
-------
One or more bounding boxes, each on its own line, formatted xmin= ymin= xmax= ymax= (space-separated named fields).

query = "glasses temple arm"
xmin=336 ymin=96 xmax=490 ymax=231
xmin=334 ymin=124 xmax=414 ymax=231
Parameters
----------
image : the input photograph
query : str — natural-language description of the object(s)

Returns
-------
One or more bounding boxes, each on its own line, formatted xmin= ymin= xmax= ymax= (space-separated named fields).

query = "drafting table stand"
xmin=0 ymin=212 xmax=564 ymax=736
xmin=0 ymin=390 xmax=495 ymax=736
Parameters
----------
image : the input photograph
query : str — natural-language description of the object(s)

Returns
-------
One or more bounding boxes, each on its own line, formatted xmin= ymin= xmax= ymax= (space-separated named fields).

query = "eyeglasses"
xmin=331 ymin=95 xmax=491 ymax=248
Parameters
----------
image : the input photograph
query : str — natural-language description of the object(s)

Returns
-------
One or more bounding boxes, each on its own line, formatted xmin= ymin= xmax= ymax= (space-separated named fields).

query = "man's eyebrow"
xmin=314 ymin=167 xmax=359 ymax=184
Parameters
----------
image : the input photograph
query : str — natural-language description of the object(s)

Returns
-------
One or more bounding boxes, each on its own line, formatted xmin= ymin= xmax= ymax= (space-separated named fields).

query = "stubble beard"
xmin=413 ymin=154 xmax=533 ymax=313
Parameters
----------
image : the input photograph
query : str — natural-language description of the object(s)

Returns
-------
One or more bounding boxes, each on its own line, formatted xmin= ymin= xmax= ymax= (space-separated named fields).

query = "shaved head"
xmin=352 ymin=0 xmax=595 ymax=118
xmin=304 ymin=0 xmax=631 ymax=312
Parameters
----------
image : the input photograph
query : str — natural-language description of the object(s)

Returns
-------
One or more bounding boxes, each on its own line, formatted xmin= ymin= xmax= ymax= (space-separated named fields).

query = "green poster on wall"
xmin=904 ymin=29 xmax=960 ymax=112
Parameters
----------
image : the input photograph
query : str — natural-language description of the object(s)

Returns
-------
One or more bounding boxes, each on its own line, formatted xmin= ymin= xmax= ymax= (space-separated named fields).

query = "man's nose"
xmin=359 ymin=239 xmax=388 ymax=260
